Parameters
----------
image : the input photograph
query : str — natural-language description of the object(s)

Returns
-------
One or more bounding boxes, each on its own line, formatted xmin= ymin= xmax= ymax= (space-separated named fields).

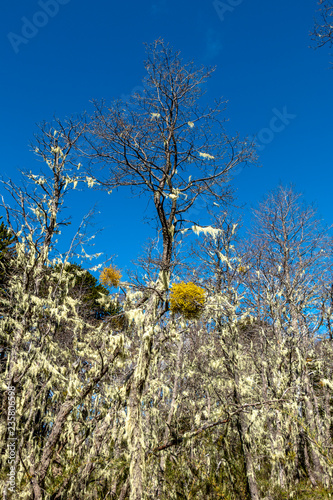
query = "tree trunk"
xmin=126 ymin=328 xmax=154 ymax=500
xmin=303 ymin=371 xmax=328 ymax=486
xmin=158 ymin=337 xmax=183 ymax=497
xmin=233 ymin=382 xmax=260 ymax=500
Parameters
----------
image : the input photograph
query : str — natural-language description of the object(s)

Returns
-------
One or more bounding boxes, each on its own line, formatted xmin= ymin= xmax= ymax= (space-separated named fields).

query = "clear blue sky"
xmin=1 ymin=0 xmax=332 ymax=276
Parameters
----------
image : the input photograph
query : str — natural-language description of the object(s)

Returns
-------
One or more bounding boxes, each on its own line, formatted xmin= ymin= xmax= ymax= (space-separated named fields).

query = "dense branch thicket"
xmin=0 ymin=42 xmax=332 ymax=500
xmin=312 ymin=0 xmax=333 ymax=49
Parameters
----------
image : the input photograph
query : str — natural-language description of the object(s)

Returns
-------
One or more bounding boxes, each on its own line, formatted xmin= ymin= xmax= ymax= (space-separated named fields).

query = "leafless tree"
xmin=0 ymin=119 xmax=126 ymax=500
xmin=242 ymin=185 xmax=333 ymax=490
xmin=82 ymin=39 xmax=257 ymax=499
xmin=311 ymin=0 xmax=333 ymax=49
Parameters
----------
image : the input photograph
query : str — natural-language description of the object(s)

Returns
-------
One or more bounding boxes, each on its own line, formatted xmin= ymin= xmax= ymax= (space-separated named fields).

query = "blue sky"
xmin=1 ymin=0 xmax=333 ymax=277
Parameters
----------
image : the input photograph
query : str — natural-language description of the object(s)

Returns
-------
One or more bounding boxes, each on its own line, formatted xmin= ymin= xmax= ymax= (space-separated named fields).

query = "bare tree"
xmin=242 ymin=185 xmax=333 ymax=491
xmin=311 ymin=0 xmax=333 ymax=49
xmin=0 ymin=119 xmax=125 ymax=499
xmin=83 ymin=39 xmax=257 ymax=499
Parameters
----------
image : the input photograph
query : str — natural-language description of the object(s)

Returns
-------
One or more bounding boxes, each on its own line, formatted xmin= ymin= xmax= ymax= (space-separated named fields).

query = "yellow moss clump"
xmin=169 ymin=282 xmax=205 ymax=320
xmin=100 ymin=266 xmax=122 ymax=288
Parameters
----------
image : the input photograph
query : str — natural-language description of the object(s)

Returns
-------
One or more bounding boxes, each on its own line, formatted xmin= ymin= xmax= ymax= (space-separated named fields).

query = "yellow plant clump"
xmin=169 ymin=281 xmax=205 ymax=320
xmin=100 ymin=266 xmax=122 ymax=288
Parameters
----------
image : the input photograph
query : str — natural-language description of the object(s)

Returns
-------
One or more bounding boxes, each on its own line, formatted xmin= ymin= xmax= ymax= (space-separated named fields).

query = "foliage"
xmin=169 ymin=281 xmax=205 ymax=319
xmin=99 ymin=265 xmax=122 ymax=288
